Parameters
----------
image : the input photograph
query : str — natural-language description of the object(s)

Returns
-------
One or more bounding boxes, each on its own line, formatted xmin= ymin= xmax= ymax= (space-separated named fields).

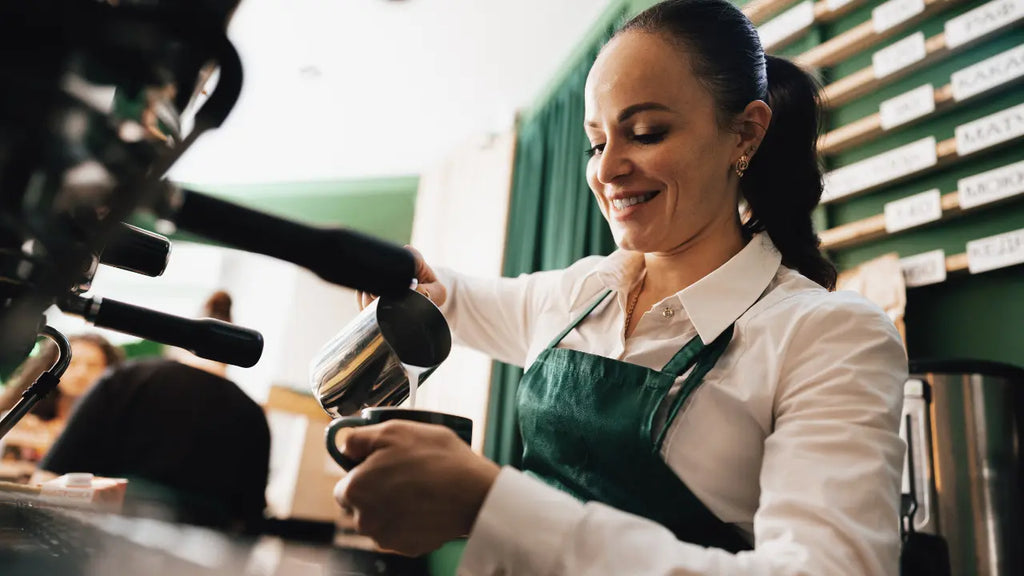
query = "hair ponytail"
xmin=620 ymin=0 xmax=836 ymax=290
xmin=741 ymin=56 xmax=836 ymax=290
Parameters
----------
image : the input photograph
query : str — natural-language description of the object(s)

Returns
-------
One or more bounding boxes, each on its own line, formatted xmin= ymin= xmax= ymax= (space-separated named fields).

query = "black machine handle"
xmin=62 ymin=295 xmax=263 ymax=367
xmin=168 ymin=189 xmax=416 ymax=298
xmin=100 ymin=223 xmax=171 ymax=277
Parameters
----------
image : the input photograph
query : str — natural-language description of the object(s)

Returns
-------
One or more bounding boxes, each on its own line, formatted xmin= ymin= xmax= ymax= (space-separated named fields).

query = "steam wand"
xmin=0 ymin=326 xmax=71 ymax=443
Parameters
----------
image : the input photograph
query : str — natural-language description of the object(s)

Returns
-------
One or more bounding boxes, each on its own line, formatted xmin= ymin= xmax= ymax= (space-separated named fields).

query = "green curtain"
xmin=483 ymin=15 xmax=626 ymax=467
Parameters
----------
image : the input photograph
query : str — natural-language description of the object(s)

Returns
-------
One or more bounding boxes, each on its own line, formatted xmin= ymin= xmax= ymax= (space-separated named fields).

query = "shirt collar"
xmin=588 ymin=233 xmax=782 ymax=344
xmin=680 ymin=233 xmax=781 ymax=344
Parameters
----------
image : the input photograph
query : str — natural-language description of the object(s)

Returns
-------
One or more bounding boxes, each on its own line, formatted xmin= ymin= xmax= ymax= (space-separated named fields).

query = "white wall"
xmin=407 ymin=130 xmax=518 ymax=451
xmin=170 ymin=0 xmax=613 ymax=184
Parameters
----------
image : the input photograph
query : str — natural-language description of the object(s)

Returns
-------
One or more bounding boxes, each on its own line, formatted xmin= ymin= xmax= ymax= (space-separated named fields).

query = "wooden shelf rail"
xmin=759 ymin=0 xmax=873 ymax=52
xmin=796 ymin=0 xmax=965 ymax=68
xmin=745 ymin=0 xmax=802 ymax=25
xmin=945 ymin=251 xmax=969 ymax=274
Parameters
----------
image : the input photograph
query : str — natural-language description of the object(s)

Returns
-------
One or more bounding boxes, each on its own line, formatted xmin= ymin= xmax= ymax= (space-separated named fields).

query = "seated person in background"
xmin=0 ymin=334 xmax=123 ymax=466
xmin=35 ymin=291 xmax=271 ymax=534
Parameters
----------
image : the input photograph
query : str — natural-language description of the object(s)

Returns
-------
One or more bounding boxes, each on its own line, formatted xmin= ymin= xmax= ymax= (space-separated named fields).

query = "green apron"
xmin=517 ymin=289 xmax=752 ymax=552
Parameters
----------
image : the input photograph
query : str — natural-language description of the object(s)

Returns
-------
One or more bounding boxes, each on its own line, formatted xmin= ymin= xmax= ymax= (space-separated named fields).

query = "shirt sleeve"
xmin=458 ymin=296 xmax=908 ymax=576
xmin=435 ymin=258 xmax=601 ymax=368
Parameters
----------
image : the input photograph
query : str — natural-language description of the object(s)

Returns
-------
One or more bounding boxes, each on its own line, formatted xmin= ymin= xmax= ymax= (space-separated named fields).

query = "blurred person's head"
xmin=203 ymin=290 xmax=232 ymax=323
xmin=1 ymin=333 xmax=121 ymax=422
xmin=61 ymin=334 xmax=124 ymax=399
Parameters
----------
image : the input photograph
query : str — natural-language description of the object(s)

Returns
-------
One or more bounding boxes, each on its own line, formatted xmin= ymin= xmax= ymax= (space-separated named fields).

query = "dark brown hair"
xmin=203 ymin=290 xmax=233 ymax=323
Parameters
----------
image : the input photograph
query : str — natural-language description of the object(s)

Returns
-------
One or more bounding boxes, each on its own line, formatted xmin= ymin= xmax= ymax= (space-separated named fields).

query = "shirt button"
xmin=662 ymin=308 xmax=675 ymax=318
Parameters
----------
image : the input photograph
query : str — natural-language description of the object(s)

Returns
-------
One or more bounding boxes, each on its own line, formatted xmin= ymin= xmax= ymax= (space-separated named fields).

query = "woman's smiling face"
xmin=584 ymin=30 xmax=742 ymax=253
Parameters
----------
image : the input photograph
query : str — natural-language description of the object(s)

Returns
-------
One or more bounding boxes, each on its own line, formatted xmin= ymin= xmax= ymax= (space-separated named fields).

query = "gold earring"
xmin=735 ymin=154 xmax=750 ymax=178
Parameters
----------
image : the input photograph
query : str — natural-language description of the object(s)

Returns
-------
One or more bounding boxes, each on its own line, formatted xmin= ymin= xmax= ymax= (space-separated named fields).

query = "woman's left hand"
xmin=332 ymin=420 xmax=500 ymax=556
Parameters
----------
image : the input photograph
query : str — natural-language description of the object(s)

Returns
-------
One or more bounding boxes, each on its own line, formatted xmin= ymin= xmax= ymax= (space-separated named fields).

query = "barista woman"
xmin=335 ymin=1 xmax=908 ymax=573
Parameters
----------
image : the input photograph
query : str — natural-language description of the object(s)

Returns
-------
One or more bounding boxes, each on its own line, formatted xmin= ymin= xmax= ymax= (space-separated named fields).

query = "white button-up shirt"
xmin=437 ymin=233 xmax=908 ymax=576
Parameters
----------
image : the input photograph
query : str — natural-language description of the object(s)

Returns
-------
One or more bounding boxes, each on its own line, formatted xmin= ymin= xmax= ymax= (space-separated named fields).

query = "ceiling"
xmin=169 ymin=0 xmax=613 ymax=186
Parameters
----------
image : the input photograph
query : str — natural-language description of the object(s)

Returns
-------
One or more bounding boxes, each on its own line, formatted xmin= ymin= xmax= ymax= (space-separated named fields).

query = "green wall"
xmin=183 ymin=175 xmax=419 ymax=245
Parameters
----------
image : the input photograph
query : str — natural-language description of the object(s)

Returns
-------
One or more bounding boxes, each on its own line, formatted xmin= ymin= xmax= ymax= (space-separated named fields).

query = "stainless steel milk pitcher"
xmin=310 ymin=289 xmax=451 ymax=418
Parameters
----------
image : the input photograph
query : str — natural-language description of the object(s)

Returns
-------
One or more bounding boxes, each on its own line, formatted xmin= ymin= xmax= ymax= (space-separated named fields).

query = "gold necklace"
xmin=624 ymin=273 xmax=646 ymax=333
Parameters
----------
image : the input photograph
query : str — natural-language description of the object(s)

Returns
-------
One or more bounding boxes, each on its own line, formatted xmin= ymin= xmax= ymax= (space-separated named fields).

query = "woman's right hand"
xmin=357 ymin=246 xmax=447 ymax=310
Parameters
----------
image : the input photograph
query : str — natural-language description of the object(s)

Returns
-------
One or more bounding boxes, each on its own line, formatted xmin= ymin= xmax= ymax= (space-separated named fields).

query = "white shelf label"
xmin=885 ymin=189 xmax=943 ymax=232
xmin=758 ymin=1 xmax=816 ymax=49
xmin=873 ymin=32 xmax=928 ymax=79
xmin=958 ymin=160 xmax=1024 ymax=210
xmin=873 ymin=0 xmax=926 ymax=33
xmin=822 ymin=136 xmax=938 ymax=202
xmin=900 ymin=250 xmax=947 ymax=287
xmin=951 ymin=44 xmax=1024 ymax=102
xmin=955 ymin=102 xmax=1024 ymax=156
xmin=880 ymin=84 xmax=936 ymax=130
xmin=827 ymin=0 xmax=857 ymax=11
xmin=945 ymin=0 xmax=1024 ymax=50
xmin=967 ymin=228 xmax=1024 ymax=273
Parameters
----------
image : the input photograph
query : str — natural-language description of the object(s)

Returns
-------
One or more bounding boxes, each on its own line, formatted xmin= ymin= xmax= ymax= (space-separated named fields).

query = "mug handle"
xmin=325 ymin=415 xmax=368 ymax=471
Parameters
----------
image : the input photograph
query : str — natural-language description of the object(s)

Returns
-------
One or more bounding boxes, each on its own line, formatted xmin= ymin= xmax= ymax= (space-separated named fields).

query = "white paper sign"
xmin=822 ymin=137 xmax=938 ymax=202
xmin=873 ymin=0 xmax=926 ymax=32
xmin=758 ymin=1 xmax=816 ymax=49
xmin=945 ymin=0 xmax=1024 ymax=49
xmin=880 ymin=84 xmax=936 ymax=130
xmin=955 ymin=102 xmax=1024 ymax=156
xmin=958 ymin=160 xmax=1024 ymax=209
xmin=873 ymin=32 xmax=928 ymax=79
xmin=951 ymin=44 xmax=1024 ymax=102
xmin=900 ymin=250 xmax=948 ymax=287
xmin=885 ymin=189 xmax=943 ymax=232
xmin=827 ymin=0 xmax=857 ymax=11
xmin=967 ymin=228 xmax=1024 ymax=273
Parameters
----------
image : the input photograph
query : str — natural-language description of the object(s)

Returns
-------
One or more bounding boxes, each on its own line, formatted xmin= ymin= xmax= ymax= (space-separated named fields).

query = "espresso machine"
xmin=0 ymin=0 xmax=416 ymax=440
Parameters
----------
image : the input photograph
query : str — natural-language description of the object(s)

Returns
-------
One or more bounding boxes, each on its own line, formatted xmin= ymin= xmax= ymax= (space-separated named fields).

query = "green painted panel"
xmin=122 ymin=339 xmax=164 ymax=359
xmin=905 ymin=266 xmax=1024 ymax=364
xmin=178 ymin=176 xmax=419 ymax=246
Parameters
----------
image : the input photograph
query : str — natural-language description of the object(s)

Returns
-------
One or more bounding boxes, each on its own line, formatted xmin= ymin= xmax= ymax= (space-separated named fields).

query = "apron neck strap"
xmin=545 ymin=289 xmax=612 ymax=350
xmin=660 ymin=334 xmax=706 ymax=377
xmin=654 ymin=324 xmax=735 ymax=448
